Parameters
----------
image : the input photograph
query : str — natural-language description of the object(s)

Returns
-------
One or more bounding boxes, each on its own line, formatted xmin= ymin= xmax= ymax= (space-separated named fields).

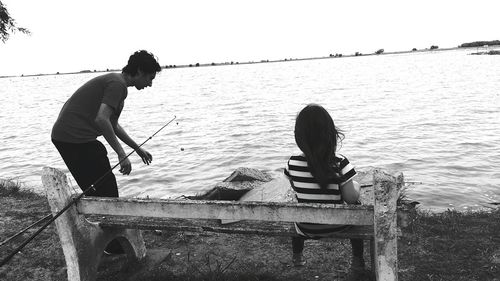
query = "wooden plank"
xmin=85 ymin=215 xmax=375 ymax=240
xmin=373 ymin=170 xmax=401 ymax=281
xmin=77 ymin=197 xmax=374 ymax=225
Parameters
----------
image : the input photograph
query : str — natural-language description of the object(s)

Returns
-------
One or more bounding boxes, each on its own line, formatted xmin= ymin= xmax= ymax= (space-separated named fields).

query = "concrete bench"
xmin=42 ymin=167 xmax=403 ymax=281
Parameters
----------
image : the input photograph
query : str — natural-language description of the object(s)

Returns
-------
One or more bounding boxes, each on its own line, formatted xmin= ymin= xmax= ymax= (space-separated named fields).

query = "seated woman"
xmin=284 ymin=104 xmax=364 ymax=275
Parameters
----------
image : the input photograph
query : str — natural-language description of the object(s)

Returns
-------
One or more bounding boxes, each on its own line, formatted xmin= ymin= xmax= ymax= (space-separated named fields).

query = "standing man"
xmin=51 ymin=50 xmax=161 ymax=198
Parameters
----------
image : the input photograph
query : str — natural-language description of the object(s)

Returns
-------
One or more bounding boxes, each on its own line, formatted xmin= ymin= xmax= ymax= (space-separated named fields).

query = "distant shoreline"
xmin=2 ymin=45 xmax=495 ymax=79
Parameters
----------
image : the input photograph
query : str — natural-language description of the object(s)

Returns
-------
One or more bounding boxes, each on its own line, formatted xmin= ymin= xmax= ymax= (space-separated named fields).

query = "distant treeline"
xmin=459 ymin=40 xmax=500 ymax=48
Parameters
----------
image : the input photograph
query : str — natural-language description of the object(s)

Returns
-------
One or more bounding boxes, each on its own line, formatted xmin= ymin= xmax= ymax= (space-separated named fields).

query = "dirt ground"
xmin=97 ymin=230 xmax=373 ymax=281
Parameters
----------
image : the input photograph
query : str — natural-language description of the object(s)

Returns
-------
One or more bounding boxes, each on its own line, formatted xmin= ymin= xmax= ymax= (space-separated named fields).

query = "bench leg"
xmin=373 ymin=170 xmax=402 ymax=281
xmin=370 ymin=238 xmax=376 ymax=274
xmin=42 ymin=167 xmax=146 ymax=281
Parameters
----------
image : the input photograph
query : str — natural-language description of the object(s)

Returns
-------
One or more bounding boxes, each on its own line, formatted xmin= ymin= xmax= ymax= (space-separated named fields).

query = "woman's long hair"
xmin=294 ymin=104 xmax=344 ymax=189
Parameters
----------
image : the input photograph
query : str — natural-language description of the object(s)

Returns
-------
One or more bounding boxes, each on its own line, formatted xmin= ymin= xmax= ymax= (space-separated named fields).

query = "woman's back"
xmin=285 ymin=153 xmax=357 ymax=237
xmin=285 ymin=154 xmax=355 ymax=204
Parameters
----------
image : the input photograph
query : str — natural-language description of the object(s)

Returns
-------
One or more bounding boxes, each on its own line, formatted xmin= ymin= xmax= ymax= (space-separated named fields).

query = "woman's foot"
xmin=351 ymin=256 xmax=365 ymax=271
xmin=292 ymin=253 xmax=306 ymax=267
xmin=346 ymin=256 xmax=371 ymax=280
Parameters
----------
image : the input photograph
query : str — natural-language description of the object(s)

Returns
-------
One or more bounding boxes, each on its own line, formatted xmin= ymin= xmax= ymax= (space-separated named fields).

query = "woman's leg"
xmin=350 ymin=239 xmax=364 ymax=262
xmin=292 ymin=236 xmax=305 ymax=254
xmin=349 ymin=201 xmax=365 ymax=269
xmin=292 ymin=236 xmax=306 ymax=266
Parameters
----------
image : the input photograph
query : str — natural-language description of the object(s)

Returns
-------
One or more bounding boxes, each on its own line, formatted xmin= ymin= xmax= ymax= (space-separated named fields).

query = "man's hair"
xmin=122 ymin=50 xmax=161 ymax=76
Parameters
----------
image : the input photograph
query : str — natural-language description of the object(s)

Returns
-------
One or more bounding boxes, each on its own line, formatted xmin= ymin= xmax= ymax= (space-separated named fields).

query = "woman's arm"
xmin=340 ymin=180 xmax=360 ymax=204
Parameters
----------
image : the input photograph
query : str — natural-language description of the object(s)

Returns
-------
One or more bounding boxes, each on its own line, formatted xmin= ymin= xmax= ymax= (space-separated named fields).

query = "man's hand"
xmin=137 ymin=148 xmax=152 ymax=165
xmin=119 ymin=155 xmax=132 ymax=175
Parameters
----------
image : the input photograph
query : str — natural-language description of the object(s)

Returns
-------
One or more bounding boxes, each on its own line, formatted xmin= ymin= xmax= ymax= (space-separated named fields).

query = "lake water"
xmin=1 ymin=48 xmax=499 ymax=212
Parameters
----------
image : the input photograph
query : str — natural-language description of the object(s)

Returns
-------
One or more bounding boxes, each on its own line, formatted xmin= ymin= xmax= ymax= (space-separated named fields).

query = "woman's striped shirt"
xmin=284 ymin=154 xmax=357 ymax=238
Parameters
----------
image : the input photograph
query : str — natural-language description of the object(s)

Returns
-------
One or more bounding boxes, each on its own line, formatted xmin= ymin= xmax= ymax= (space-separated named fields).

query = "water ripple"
xmin=2 ymin=49 xmax=500 ymax=211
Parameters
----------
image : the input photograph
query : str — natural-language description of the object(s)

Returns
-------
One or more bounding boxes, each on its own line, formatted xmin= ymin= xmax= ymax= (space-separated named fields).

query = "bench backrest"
xmin=77 ymin=197 xmax=375 ymax=225
xmin=76 ymin=169 xmax=401 ymax=227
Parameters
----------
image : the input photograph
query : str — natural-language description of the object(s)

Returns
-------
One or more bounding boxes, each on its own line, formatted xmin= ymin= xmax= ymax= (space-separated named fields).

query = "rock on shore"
xmin=187 ymin=167 xmax=273 ymax=200
xmin=188 ymin=167 xmax=378 ymax=205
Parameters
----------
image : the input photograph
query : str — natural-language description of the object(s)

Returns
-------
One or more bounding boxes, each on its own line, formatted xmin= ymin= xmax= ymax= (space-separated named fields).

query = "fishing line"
xmin=0 ymin=115 xmax=177 ymax=267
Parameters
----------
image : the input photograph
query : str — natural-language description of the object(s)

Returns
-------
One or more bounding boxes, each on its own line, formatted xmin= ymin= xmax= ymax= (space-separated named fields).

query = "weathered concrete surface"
xmin=78 ymin=197 xmax=374 ymax=225
xmin=223 ymin=167 xmax=273 ymax=182
xmin=357 ymin=169 xmax=414 ymax=228
xmin=355 ymin=169 xmax=375 ymax=205
xmin=189 ymin=167 xmax=273 ymax=200
xmin=219 ymin=174 xmax=294 ymax=223
xmin=88 ymin=216 xmax=375 ymax=239
xmin=45 ymin=166 xmax=402 ymax=281
xmin=189 ymin=181 xmax=255 ymax=200
xmin=237 ymin=173 xmax=295 ymax=203
xmin=373 ymin=169 xmax=402 ymax=281
xmin=42 ymin=167 xmax=146 ymax=281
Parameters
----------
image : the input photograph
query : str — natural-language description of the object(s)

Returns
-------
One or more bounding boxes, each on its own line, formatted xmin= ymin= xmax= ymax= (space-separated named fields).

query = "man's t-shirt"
xmin=51 ymin=73 xmax=128 ymax=143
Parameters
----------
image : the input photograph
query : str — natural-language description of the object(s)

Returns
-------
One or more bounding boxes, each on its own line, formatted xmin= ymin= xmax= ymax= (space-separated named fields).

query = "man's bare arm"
xmin=95 ymin=103 xmax=131 ymax=174
xmin=115 ymin=123 xmax=152 ymax=165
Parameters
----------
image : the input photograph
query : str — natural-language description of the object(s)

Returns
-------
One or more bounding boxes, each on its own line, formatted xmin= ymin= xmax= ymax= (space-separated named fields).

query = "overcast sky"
xmin=0 ymin=0 xmax=498 ymax=76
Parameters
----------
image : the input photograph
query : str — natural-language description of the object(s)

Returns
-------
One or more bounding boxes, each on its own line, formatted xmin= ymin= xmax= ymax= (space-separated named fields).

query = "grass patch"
xmin=399 ymin=208 xmax=500 ymax=280
xmin=0 ymin=187 xmax=64 ymax=281
xmin=0 ymin=178 xmax=37 ymax=197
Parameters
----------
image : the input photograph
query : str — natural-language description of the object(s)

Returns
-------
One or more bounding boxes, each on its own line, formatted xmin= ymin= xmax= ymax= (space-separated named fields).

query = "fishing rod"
xmin=0 ymin=115 xmax=177 ymax=267
xmin=360 ymin=181 xmax=423 ymax=188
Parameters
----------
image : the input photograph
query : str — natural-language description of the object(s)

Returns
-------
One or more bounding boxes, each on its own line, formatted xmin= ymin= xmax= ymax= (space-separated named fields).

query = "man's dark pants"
xmin=52 ymin=139 xmax=123 ymax=253
xmin=52 ymin=139 xmax=118 ymax=196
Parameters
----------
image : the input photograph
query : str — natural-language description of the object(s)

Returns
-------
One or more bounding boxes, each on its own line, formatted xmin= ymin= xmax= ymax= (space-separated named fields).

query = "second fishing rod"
xmin=0 ymin=115 xmax=177 ymax=267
